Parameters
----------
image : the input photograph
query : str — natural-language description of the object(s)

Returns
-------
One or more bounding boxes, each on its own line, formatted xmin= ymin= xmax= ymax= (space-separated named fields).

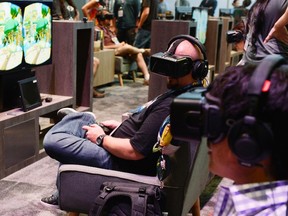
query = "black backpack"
xmin=89 ymin=182 xmax=163 ymax=216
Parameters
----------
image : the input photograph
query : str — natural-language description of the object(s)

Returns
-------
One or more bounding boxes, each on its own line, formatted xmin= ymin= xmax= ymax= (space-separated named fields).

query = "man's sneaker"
xmin=57 ymin=107 xmax=77 ymax=119
xmin=41 ymin=194 xmax=58 ymax=206
xmin=57 ymin=107 xmax=96 ymax=120
xmin=85 ymin=111 xmax=96 ymax=120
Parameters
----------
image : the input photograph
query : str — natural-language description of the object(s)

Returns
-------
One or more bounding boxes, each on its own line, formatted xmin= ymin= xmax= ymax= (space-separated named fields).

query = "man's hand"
xmin=82 ymin=124 xmax=105 ymax=143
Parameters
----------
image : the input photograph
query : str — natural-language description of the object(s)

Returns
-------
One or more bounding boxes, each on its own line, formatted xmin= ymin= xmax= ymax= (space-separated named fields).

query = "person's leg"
xmin=126 ymin=27 xmax=136 ymax=45
xmin=93 ymin=57 xmax=105 ymax=98
xmin=133 ymin=29 xmax=151 ymax=49
xmin=44 ymin=112 xmax=115 ymax=168
xmin=115 ymin=44 xmax=145 ymax=56
xmin=135 ymin=53 xmax=150 ymax=84
xmin=41 ymin=112 xmax=116 ymax=206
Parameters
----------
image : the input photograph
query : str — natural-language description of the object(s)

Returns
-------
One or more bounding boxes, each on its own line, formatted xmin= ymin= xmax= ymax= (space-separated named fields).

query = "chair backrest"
xmin=160 ymin=138 xmax=210 ymax=215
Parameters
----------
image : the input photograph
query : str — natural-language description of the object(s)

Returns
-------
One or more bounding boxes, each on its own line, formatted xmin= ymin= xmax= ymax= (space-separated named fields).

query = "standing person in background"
xmin=239 ymin=0 xmax=288 ymax=65
xmin=113 ymin=0 xmax=140 ymax=46
xmin=158 ymin=0 xmax=167 ymax=16
xmin=52 ymin=0 xmax=79 ymax=20
xmin=233 ymin=0 xmax=251 ymax=26
xmin=133 ymin=0 xmax=159 ymax=49
xmin=82 ymin=0 xmax=104 ymax=22
xmin=199 ymin=0 xmax=217 ymax=16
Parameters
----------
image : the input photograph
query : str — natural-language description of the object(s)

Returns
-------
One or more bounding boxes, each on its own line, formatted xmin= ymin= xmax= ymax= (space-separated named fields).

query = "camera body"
xmin=226 ymin=30 xmax=244 ymax=43
xmin=170 ymin=87 xmax=223 ymax=142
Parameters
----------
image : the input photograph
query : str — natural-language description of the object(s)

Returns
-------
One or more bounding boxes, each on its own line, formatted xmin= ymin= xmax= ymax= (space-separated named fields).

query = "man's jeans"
xmin=43 ymin=112 xmax=115 ymax=169
xmin=134 ymin=28 xmax=151 ymax=48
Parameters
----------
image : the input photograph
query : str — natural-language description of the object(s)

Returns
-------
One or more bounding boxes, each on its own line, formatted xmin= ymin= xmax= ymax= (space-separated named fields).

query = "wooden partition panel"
xmin=217 ymin=17 xmax=234 ymax=74
xmin=204 ymin=18 xmax=223 ymax=72
xmin=36 ymin=20 xmax=94 ymax=110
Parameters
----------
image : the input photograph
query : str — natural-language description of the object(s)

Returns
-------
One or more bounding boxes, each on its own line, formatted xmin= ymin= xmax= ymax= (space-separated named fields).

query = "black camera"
xmin=170 ymin=87 xmax=223 ymax=142
xmin=149 ymin=52 xmax=194 ymax=78
xmin=226 ymin=30 xmax=244 ymax=43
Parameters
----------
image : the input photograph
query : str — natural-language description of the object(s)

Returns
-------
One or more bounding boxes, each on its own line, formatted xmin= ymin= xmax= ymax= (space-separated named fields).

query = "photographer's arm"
xmin=264 ymin=7 xmax=288 ymax=44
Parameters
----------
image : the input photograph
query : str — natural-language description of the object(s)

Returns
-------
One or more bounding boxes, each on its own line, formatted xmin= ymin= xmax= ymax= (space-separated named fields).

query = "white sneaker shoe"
xmin=57 ymin=108 xmax=96 ymax=120
xmin=57 ymin=107 xmax=77 ymax=119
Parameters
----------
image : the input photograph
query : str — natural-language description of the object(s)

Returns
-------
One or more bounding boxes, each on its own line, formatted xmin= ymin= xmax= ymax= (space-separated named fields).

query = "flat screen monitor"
xmin=0 ymin=0 xmax=53 ymax=72
xmin=0 ymin=69 xmax=35 ymax=111
xmin=18 ymin=76 xmax=42 ymax=111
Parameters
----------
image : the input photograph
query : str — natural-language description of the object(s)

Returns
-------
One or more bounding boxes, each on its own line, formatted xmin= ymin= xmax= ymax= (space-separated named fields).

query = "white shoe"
xmin=84 ymin=111 xmax=96 ymax=120
xmin=57 ymin=108 xmax=96 ymax=120
xmin=57 ymin=107 xmax=77 ymax=119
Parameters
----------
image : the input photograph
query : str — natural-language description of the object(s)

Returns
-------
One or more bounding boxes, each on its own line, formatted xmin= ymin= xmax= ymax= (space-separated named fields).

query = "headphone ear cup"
xmin=192 ymin=60 xmax=208 ymax=80
xmin=228 ymin=118 xmax=273 ymax=164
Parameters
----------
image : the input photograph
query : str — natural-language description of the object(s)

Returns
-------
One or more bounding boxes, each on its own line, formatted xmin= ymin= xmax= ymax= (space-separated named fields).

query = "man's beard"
xmin=167 ymin=78 xmax=179 ymax=89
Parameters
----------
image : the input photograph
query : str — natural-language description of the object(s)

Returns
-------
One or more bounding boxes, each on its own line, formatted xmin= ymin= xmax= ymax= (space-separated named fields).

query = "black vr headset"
xmin=96 ymin=12 xmax=114 ymax=21
xmin=149 ymin=35 xmax=208 ymax=80
xmin=170 ymin=54 xmax=287 ymax=166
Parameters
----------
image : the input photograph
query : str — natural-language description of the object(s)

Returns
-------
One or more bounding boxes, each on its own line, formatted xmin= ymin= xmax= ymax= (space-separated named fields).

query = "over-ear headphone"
xmin=227 ymin=54 xmax=287 ymax=166
xmin=166 ymin=34 xmax=208 ymax=80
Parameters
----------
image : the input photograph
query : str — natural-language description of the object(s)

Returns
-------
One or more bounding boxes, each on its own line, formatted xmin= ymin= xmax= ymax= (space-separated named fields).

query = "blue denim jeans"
xmin=43 ymin=112 xmax=115 ymax=169
xmin=133 ymin=28 xmax=151 ymax=48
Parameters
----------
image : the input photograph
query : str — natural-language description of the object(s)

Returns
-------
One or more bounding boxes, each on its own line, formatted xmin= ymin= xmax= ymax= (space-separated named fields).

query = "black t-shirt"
xmin=112 ymin=85 xmax=199 ymax=176
xmin=141 ymin=0 xmax=159 ymax=31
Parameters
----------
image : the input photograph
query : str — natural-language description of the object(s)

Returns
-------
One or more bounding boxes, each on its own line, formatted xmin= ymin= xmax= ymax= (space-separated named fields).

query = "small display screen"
xmin=18 ymin=76 xmax=42 ymax=111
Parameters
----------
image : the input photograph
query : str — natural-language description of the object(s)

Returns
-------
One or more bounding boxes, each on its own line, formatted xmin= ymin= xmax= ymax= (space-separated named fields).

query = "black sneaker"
xmin=41 ymin=194 xmax=58 ymax=205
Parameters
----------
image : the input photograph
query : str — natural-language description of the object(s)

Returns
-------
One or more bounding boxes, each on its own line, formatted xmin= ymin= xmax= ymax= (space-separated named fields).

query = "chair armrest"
xmin=58 ymin=165 xmax=160 ymax=213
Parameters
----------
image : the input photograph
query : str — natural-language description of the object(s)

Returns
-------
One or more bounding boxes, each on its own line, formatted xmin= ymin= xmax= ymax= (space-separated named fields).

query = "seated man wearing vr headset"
xmin=41 ymin=34 xmax=208 ymax=208
xmin=95 ymin=8 xmax=151 ymax=85
xmin=171 ymin=54 xmax=288 ymax=215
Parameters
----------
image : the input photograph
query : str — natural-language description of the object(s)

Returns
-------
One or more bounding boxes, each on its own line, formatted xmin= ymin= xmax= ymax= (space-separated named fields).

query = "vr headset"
xmin=226 ymin=30 xmax=244 ymax=43
xmin=96 ymin=13 xmax=114 ymax=21
xmin=149 ymin=52 xmax=194 ymax=78
xmin=170 ymin=87 xmax=224 ymax=142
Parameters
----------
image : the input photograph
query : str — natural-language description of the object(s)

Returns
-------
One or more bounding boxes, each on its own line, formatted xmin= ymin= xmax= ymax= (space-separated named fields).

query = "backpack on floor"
xmin=89 ymin=182 xmax=163 ymax=216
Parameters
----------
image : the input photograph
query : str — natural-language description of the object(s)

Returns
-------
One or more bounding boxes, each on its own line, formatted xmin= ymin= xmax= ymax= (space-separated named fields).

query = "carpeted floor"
xmin=0 ymin=77 xmax=232 ymax=215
